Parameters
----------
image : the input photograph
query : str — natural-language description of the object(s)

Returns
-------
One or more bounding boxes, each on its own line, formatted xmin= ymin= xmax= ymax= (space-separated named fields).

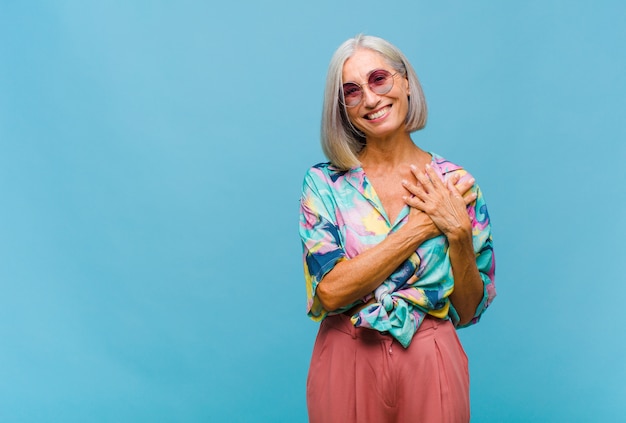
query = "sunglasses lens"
xmin=341 ymin=70 xmax=395 ymax=107
xmin=342 ymin=83 xmax=362 ymax=107
xmin=368 ymin=70 xmax=393 ymax=94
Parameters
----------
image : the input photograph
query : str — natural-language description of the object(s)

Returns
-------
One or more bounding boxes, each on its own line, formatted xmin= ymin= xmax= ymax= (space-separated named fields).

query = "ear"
xmin=402 ymin=76 xmax=410 ymax=93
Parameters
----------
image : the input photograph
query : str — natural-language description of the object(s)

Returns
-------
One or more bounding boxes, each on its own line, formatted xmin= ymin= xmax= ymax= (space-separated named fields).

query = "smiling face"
xmin=342 ymin=48 xmax=410 ymax=142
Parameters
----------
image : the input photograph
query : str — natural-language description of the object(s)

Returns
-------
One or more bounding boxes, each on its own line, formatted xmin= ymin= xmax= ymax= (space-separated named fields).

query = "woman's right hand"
xmin=402 ymin=172 xmax=476 ymax=240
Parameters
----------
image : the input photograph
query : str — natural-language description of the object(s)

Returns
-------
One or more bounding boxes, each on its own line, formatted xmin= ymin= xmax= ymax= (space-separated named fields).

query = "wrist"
xmin=395 ymin=222 xmax=432 ymax=249
xmin=446 ymin=225 xmax=472 ymax=245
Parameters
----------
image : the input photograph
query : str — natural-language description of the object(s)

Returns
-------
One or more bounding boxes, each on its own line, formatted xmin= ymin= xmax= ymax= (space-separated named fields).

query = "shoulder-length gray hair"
xmin=321 ymin=34 xmax=427 ymax=170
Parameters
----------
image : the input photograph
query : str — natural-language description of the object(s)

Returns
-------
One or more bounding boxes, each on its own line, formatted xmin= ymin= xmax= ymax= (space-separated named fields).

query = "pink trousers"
xmin=306 ymin=313 xmax=470 ymax=423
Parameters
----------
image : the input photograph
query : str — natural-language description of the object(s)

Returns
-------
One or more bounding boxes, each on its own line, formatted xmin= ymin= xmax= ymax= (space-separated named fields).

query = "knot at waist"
xmin=351 ymin=293 xmax=418 ymax=348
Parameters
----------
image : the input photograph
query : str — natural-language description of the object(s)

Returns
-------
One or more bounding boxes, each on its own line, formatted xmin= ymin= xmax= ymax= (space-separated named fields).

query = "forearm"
xmin=447 ymin=230 xmax=484 ymax=325
xmin=316 ymin=223 xmax=432 ymax=311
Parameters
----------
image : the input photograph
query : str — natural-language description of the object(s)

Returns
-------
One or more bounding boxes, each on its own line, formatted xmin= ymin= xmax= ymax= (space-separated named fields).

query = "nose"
xmin=361 ymin=85 xmax=380 ymax=107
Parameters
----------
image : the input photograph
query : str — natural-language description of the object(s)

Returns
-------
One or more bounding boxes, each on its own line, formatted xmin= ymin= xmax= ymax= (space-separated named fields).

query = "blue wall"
xmin=1 ymin=1 xmax=625 ymax=421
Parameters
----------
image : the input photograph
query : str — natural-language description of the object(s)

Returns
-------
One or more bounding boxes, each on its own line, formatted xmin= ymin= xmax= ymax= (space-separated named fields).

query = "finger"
xmin=406 ymin=274 xmax=419 ymax=285
xmin=448 ymin=173 xmax=476 ymax=205
xmin=403 ymin=167 xmax=431 ymax=200
xmin=446 ymin=178 xmax=476 ymax=207
xmin=402 ymin=194 xmax=427 ymax=211
xmin=424 ymin=164 xmax=446 ymax=190
xmin=462 ymin=191 xmax=477 ymax=206
xmin=448 ymin=173 xmax=461 ymax=186
xmin=408 ymin=164 xmax=423 ymax=183
xmin=446 ymin=178 xmax=465 ymax=199
xmin=410 ymin=165 xmax=433 ymax=191
xmin=401 ymin=178 xmax=427 ymax=200
xmin=452 ymin=174 xmax=476 ymax=197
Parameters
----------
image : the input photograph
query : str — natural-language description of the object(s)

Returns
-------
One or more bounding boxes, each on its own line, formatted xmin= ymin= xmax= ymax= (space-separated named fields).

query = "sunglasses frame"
xmin=340 ymin=69 xmax=399 ymax=108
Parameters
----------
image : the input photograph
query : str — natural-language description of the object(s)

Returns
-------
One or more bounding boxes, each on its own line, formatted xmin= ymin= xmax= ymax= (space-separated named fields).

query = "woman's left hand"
xmin=403 ymin=164 xmax=485 ymax=325
xmin=402 ymin=164 xmax=472 ymax=239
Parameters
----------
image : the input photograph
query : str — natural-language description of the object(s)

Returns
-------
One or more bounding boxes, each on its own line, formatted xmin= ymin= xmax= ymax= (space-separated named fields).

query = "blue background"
xmin=1 ymin=1 xmax=625 ymax=422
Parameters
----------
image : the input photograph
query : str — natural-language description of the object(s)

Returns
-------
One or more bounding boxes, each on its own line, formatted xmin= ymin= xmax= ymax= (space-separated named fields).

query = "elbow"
xmin=455 ymin=300 xmax=480 ymax=326
xmin=457 ymin=313 xmax=474 ymax=326
xmin=316 ymin=283 xmax=341 ymax=312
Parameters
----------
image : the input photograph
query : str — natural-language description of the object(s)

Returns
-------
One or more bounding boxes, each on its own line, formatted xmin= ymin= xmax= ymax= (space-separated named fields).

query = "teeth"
xmin=367 ymin=107 xmax=389 ymax=120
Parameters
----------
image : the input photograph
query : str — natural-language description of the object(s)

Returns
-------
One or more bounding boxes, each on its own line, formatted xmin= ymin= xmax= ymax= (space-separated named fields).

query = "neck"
xmin=358 ymin=133 xmax=423 ymax=169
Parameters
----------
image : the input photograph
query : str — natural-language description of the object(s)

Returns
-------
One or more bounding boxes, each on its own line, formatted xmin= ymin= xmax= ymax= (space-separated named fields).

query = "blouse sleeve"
xmin=299 ymin=168 xmax=347 ymax=321
xmin=448 ymin=182 xmax=497 ymax=328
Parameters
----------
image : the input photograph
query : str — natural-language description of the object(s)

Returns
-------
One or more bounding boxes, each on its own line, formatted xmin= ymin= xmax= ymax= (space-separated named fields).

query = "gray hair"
xmin=320 ymin=34 xmax=428 ymax=170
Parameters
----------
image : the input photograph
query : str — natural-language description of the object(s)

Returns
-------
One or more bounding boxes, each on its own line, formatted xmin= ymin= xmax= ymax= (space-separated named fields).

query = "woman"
xmin=299 ymin=35 xmax=496 ymax=422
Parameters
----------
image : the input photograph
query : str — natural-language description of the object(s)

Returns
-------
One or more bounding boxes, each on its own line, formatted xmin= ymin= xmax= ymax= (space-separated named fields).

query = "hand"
xmin=449 ymin=172 xmax=477 ymax=206
xmin=402 ymin=164 xmax=473 ymax=238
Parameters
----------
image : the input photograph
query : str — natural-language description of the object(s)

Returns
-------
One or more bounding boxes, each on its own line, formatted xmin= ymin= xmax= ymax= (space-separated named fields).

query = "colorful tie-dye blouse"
xmin=299 ymin=153 xmax=496 ymax=347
